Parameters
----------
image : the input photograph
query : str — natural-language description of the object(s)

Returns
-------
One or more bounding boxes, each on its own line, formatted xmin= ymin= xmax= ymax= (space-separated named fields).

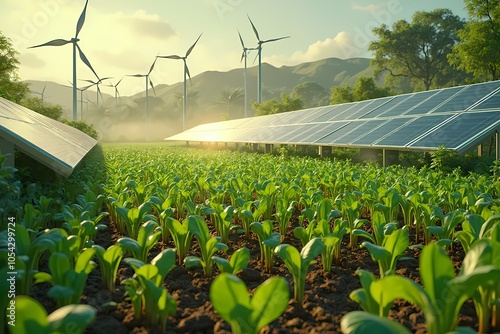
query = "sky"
xmin=1 ymin=0 xmax=468 ymax=97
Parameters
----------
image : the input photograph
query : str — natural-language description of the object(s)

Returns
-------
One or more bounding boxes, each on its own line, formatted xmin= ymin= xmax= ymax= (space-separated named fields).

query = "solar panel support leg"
xmin=496 ymin=132 xmax=499 ymax=161
xmin=265 ymin=144 xmax=273 ymax=154
xmin=0 ymin=137 xmax=15 ymax=168
xmin=319 ymin=146 xmax=332 ymax=158
xmin=478 ymin=144 xmax=483 ymax=157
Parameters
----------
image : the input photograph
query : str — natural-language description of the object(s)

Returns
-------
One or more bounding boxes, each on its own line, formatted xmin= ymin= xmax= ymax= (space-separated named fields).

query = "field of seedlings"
xmin=2 ymin=143 xmax=500 ymax=334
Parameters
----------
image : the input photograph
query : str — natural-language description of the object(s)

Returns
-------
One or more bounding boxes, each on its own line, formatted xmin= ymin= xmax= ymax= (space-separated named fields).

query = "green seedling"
xmin=316 ymin=218 xmax=347 ymax=271
xmin=166 ymin=216 xmax=193 ymax=265
xmin=34 ymin=248 xmax=96 ymax=307
xmin=92 ymin=244 xmax=124 ymax=291
xmin=212 ymin=247 xmax=250 ymax=275
xmin=122 ymin=249 xmax=177 ymax=331
xmin=185 ymin=215 xmax=228 ymax=277
xmin=210 ymin=273 xmax=289 ymax=334
xmin=250 ymin=220 xmax=281 ymax=273
xmin=118 ymin=220 xmax=162 ymax=263
xmin=360 ymin=227 xmax=410 ymax=277
xmin=275 ymin=237 xmax=324 ymax=305
xmin=116 ymin=201 xmax=156 ymax=240
xmin=274 ymin=197 xmax=297 ymax=238
xmin=8 ymin=295 xmax=96 ymax=334
xmin=341 ymin=311 xmax=412 ymax=334
xmin=354 ymin=243 xmax=500 ymax=334
xmin=460 ymin=224 xmax=500 ymax=333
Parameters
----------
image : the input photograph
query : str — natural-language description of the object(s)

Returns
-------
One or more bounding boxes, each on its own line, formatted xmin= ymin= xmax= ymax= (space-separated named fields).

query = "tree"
xmin=252 ymin=92 xmax=303 ymax=116
xmin=369 ymin=9 xmax=465 ymax=91
xmin=22 ymin=96 xmax=63 ymax=120
xmin=352 ymin=77 xmax=391 ymax=101
xmin=291 ymin=82 xmax=329 ymax=108
xmin=0 ymin=31 xmax=28 ymax=103
xmin=217 ymin=88 xmax=244 ymax=117
xmin=330 ymin=84 xmax=354 ymax=104
xmin=449 ymin=0 xmax=500 ymax=81
xmin=330 ymin=77 xmax=391 ymax=104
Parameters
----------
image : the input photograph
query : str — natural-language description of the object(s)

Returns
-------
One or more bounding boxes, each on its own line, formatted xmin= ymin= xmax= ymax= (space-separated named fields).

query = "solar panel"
xmin=359 ymin=95 xmax=411 ymax=119
xmin=0 ymin=97 xmax=98 ymax=177
xmin=409 ymin=112 xmax=500 ymax=151
xmin=377 ymin=90 xmax=437 ymax=118
xmin=333 ymin=99 xmax=380 ymax=120
xmin=350 ymin=118 xmax=412 ymax=145
xmin=471 ymin=89 xmax=500 ymax=111
xmin=165 ymin=80 xmax=500 ymax=155
xmin=405 ymin=86 xmax=464 ymax=115
xmin=291 ymin=121 xmax=350 ymax=143
xmin=324 ymin=120 xmax=387 ymax=145
xmin=308 ymin=103 xmax=358 ymax=123
xmin=374 ymin=114 xmax=451 ymax=147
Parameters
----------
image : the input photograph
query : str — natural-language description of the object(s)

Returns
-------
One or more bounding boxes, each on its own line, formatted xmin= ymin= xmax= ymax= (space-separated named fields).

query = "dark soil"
xmin=30 ymin=215 xmax=479 ymax=334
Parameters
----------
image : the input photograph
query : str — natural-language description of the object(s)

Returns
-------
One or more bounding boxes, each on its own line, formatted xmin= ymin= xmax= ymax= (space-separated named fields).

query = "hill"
xmin=25 ymin=57 xmax=375 ymax=141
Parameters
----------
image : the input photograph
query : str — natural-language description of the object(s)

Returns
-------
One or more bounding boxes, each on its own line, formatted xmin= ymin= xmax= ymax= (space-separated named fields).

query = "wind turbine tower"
xmin=157 ymin=34 xmax=202 ymax=131
xmin=247 ymin=15 xmax=289 ymax=103
xmin=29 ymin=0 xmax=99 ymax=121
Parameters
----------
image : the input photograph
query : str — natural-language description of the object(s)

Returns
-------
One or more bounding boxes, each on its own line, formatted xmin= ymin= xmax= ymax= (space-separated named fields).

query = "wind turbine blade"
xmin=148 ymin=57 xmax=158 ymax=75
xmin=149 ymin=79 xmax=156 ymax=96
xmin=185 ymin=62 xmax=193 ymax=85
xmin=76 ymin=44 xmax=99 ymax=80
xmin=157 ymin=55 xmax=182 ymax=60
xmin=252 ymin=49 xmax=260 ymax=64
xmin=42 ymin=83 xmax=47 ymax=94
xmin=247 ymin=15 xmax=261 ymax=41
xmin=185 ymin=33 xmax=202 ymax=57
xmin=80 ymin=79 xmax=97 ymax=84
xmin=238 ymin=29 xmax=245 ymax=48
xmin=75 ymin=0 xmax=89 ymax=38
xmin=127 ymin=74 xmax=146 ymax=77
xmin=98 ymin=76 xmax=113 ymax=83
xmin=28 ymin=39 xmax=71 ymax=48
xmin=240 ymin=50 xmax=245 ymax=63
xmin=262 ymin=36 xmax=290 ymax=44
xmin=116 ymin=77 xmax=124 ymax=86
xmin=97 ymin=85 xmax=103 ymax=100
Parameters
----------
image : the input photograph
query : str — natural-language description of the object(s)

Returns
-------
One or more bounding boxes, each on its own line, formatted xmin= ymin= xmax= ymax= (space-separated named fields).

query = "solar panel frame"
xmin=165 ymin=80 xmax=500 ymax=155
xmin=0 ymin=97 xmax=98 ymax=177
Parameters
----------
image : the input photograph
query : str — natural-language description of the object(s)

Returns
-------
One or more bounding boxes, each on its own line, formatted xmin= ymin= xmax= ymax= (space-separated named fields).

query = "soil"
xmin=29 ymin=215 xmax=480 ymax=334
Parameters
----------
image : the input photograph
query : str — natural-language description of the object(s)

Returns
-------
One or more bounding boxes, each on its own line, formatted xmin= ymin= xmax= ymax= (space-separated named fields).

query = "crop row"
xmin=1 ymin=144 xmax=500 ymax=334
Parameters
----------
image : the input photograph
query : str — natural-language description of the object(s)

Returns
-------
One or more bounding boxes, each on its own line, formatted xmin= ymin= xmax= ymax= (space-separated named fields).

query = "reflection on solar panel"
xmin=0 ymin=97 xmax=98 ymax=177
xmin=166 ymin=80 xmax=500 ymax=155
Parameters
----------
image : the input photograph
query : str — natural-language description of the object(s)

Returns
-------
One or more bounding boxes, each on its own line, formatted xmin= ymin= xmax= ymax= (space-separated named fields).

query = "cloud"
xmin=352 ymin=3 xmax=386 ymax=12
xmin=19 ymin=52 xmax=46 ymax=68
xmin=115 ymin=10 xmax=177 ymax=40
xmin=263 ymin=32 xmax=370 ymax=67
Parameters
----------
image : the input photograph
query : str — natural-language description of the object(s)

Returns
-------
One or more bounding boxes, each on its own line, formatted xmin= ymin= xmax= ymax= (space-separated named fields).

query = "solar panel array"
xmin=166 ymin=81 xmax=500 ymax=154
xmin=0 ymin=97 xmax=98 ymax=177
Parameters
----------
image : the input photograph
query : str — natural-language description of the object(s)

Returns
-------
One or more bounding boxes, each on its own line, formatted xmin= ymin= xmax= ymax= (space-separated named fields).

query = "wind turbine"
xmin=30 ymin=82 xmax=49 ymax=103
xmin=127 ymin=57 xmax=158 ymax=136
xmin=157 ymin=34 xmax=202 ymax=131
xmin=238 ymin=30 xmax=258 ymax=118
xmin=76 ymin=84 xmax=92 ymax=120
xmin=63 ymin=81 xmax=92 ymax=120
xmin=81 ymin=77 xmax=112 ymax=107
xmin=106 ymin=78 xmax=124 ymax=102
xmin=247 ymin=15 xmax=289 ymax=103
xmin=28 ymin=0 xmax=99 ymax=121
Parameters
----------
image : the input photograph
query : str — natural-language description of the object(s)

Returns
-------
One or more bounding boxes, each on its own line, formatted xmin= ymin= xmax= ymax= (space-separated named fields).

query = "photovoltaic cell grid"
xmin=0 ymin=97 xmax=98 ymax=177
xmin=166 ymin=80 xmax=500 ymax=154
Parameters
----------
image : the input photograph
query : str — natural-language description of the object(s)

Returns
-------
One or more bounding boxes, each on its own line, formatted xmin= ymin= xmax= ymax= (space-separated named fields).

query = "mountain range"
xmin=25 ymin=57 xmax=376 ymax=141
